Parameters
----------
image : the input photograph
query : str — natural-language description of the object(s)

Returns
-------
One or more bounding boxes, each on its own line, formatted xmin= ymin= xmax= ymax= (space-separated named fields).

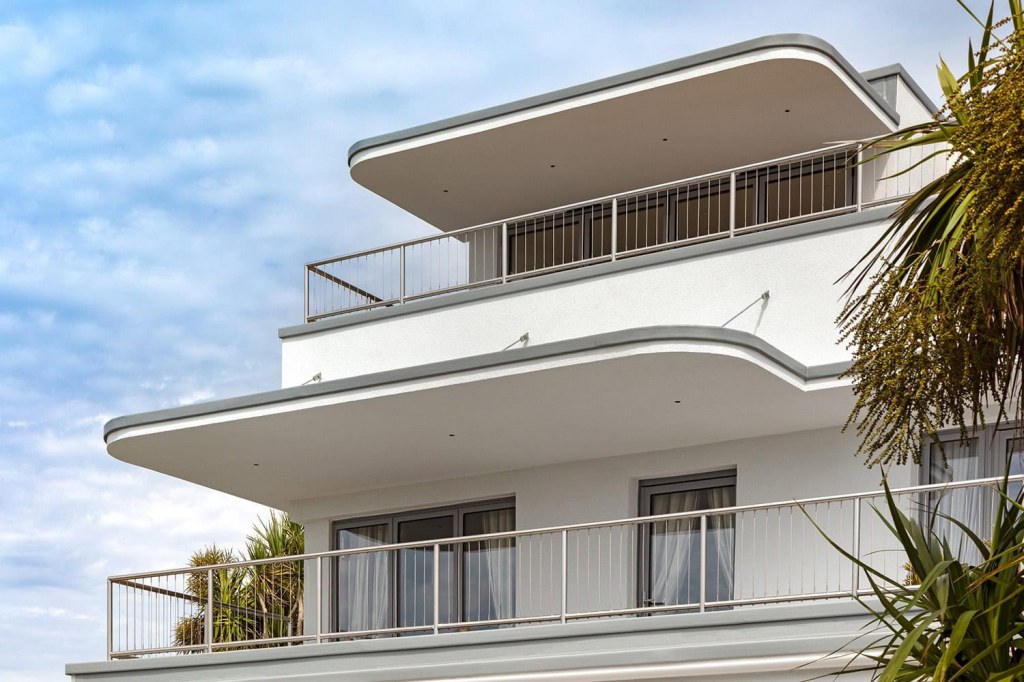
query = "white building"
xmin=67 ymin=34 xmax=1013 ymax=682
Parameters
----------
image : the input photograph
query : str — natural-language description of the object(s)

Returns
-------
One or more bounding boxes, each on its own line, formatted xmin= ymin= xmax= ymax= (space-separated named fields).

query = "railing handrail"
xmin=305 ymin=142 xmax=864 ymax=268
xmin=108 ymin=473 xmax=1021 ymax=582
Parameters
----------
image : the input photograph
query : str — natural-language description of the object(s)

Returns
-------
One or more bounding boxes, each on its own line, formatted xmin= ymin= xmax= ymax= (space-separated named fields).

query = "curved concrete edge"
xmin=66 ymin=600 xmax=875 ymax=676
xmin=861 ymin=63 xmax=940 ymax=116
xmin=104 ymin=325 xmax=851 ymax=443
xmin=347 ymin=34 xmax=900 ymax=166
xmin=283 ymin=204 xmax=894 ymax=339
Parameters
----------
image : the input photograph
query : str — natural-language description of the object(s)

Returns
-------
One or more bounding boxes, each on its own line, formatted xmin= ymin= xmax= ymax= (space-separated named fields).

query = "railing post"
xmin=851 ymin=497 xmax=862 ymax=596
xmin=610 ymin=198 xmax=618 ymax=260
xmin=315 ymin=556 xmax=323 ymax=644
xmin=501 ymin=223 xmax=508 ymax=284
xmin=560 ymin=529 xmax=568 ymax=624
xmin=855 ymin=148 xmax=863 ymax=212
xmin=303 ymin=266 xmax=310 ymax=324
xmin=729 ymin=172 xmax=736 ymax=237
xmin=399 ymin=245 xmax=406 ymax=304
xmin=205 ymin=568 xmax=214 ymax=653
xmin=699 ymin=515 xmax=707 ymax=613
xmin=433 ymin=544 xmax=440 ymax=635
xmin=107 ymin=579 xmax=113 ymax=660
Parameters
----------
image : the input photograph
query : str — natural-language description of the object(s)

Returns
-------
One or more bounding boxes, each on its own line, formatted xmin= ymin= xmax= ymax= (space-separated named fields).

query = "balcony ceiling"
xmin=349 ymin=35 xmax=898 ymax=231
xmin=106 ymin=330 xmax=855 ymax=510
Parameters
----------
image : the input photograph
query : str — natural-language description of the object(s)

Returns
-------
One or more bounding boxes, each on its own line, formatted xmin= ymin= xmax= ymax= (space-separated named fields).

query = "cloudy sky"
xmin=0 ymin=1 xmax=983 ymax=679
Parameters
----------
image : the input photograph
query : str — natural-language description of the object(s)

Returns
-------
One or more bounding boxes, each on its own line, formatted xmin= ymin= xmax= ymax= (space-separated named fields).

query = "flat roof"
xmin=348 ymin=34 xmax=901 ymax=230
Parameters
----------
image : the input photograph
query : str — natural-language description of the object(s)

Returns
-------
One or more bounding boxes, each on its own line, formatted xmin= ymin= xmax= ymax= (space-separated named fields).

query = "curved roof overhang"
xmin=105 ymin=327 xmax=854 ymax=509
xmin=349 ymin=34 xmax=899 ymax=231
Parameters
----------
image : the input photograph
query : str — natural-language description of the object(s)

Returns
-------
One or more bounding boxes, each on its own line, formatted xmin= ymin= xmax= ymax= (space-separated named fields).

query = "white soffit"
xmin=349 ymin=35 xmax=899 ymax=231
xmin=106 ymin=340 xmax=854 ymax=510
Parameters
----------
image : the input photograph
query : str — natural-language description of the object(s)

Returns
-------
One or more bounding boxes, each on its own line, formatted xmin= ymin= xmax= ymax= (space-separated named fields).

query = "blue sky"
xmin=0 ymin=1 xmax=982 ymax=679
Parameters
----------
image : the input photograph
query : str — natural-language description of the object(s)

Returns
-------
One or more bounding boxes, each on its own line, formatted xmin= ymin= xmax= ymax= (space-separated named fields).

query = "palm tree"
xmin=173 ymin=545 xmax=253 ymax=650
xmin=245 ymin=511 xmax=305 ymax=641
xmin=814 ymin=477 xmax=1024 ymax=680
xmin=173 ymin=512 xmax=305 ymax=651
xmin=840 ymin=0 xmax=1024 ymax=468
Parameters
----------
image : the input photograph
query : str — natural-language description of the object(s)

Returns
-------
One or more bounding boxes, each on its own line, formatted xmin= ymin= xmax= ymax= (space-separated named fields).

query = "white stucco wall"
xmin=895 ymin=75 xmax=936 ymax=126
xmin=282 ymin=216 xmax=888 ymax=387
xmin=293 ymin=424 xmax=907 ymax=527
xmin=294 ymin=424 xmax=917 ymax=631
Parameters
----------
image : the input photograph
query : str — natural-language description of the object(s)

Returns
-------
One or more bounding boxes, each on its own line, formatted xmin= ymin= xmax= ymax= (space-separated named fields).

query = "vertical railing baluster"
xmin=399 ymin=244 xmax=406 ymax=304
xmin=433 ymin=544 xmax=440 ymax=635
xmin=699 ymin=514 xmax=707 ymax=613
xmin=851 ymin=497 xmax=862 ymax=596
xmin=729 ymin=172 xmax=736 ymax=237
xmin=205 ymin=569 xmax=213 ymax=653
xmin=304 ymin=265 xmax=310 ymax=323
xmin=107 ymin=579 xmax=113 ymax=659
xmin=855 ymin=148 xmax=863 ymax=212
xmin=560 ymin=529 xmax=568 ymax=623
xmin=501 ymin=223 xmax=508 ymax=283
xmin=610 ymin=198 xmax=618 ymax=260
xmin=315 ymin=556 xmax=323 ymax=644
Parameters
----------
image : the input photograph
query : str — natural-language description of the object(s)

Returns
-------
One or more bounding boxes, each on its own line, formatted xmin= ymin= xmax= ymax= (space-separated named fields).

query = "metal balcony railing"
xmin=305 ymin=142 xmax=950 ymax=322
xmin=107 ymin=475 xmax=1011 ymax=659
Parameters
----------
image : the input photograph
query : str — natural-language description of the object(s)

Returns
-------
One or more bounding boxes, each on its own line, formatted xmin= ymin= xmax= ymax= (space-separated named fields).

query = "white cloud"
xmin=0 ymin=23 xmax=58 ymax=80
xmin=47 ymin=64 xmax=155 ymax=114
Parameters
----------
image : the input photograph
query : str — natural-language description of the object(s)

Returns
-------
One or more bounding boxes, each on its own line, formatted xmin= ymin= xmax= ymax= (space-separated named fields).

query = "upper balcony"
xmin=307 ymin=142 xmax=947 ymax=323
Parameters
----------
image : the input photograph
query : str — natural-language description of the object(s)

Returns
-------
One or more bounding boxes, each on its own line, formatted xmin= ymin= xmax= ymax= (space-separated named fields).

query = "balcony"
xmin=306 ymin=143 xmax=947 ymax=323
xmin=104 ymin=475 xmax=1003 ymax=660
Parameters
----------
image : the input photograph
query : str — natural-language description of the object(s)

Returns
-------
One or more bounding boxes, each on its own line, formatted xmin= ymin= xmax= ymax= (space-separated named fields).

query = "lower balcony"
xmin=101 ymin=475 xmax=1007 ymax=661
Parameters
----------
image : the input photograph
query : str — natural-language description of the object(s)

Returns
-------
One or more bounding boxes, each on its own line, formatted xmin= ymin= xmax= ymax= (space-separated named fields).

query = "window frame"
xmin=330 ymin=497 xmax=515 ymax=634
xmin=919 ymin=423 xmax=1024 ymax=484
xmin=637 ymin=469 xmax=737 ymax=610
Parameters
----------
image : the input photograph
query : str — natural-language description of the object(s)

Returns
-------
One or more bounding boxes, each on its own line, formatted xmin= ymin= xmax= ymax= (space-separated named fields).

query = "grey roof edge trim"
xmin=104 ymin=325 xmax=851 ymax=442
xmin=67 ymin=599 xmax=871 ymax=674
xmin=861 ymin=63 xmax=940 ymax=116
xmin=282 ymin=204 xmax=894 ymax=339
xmin=347 ymin=33 xmax=899 ymax=166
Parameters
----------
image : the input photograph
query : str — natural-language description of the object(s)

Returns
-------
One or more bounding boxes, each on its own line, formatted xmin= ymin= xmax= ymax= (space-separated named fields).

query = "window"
xmin=332 ymin=499 xmax=514 ymax=634
xmin=921 ymin=425 xmax=1024 ymax=559
xmin=638 ymin=470 xmax=736 ymax=610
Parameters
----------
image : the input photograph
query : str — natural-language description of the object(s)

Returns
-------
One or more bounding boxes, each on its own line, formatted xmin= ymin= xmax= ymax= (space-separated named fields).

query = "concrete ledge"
xmin=348 ymin=34 xmax=899 ymax=165
xmin=104 ymin=324 xmax=850 ymax=442
xmin=68 ymin=600 xmax=881 ymax=680
xmin=283 ymin=204 xmax=893 ymax=339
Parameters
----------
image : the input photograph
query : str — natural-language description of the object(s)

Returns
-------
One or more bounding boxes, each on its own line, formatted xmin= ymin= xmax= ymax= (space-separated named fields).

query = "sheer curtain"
xmin=705 ymin=486 xmax=735 ymax=603
xmin=650 ymin=491 xmax=703 ymax=607
xmin=479 ymin=508 xmax=515 ymax=621
xmin=929 ymin=440 xmax=982 ymax=562
xmin=337 ymin=525 xmax=390 ymax=632
xmin=649 ymin=486 xmax=735 ymax=608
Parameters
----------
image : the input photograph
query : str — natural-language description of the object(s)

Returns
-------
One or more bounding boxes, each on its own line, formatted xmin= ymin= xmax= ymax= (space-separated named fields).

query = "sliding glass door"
xmin=639 ymin=471 xmax=736 ymax=610
xmin=333 ymin=500 xmax=515 ymax=634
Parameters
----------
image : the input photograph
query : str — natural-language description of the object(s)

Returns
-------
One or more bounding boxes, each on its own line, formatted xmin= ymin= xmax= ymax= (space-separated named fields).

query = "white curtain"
xmin=650 ymin=487 xmax=734 ymax=607
xmin=929 ymin=440 xmax=982 ymax=562
xmin=479 ymin=509 xmax=515 ymax=621
xmin=338 ymin=525 xmax=389 ymax=632
xmin=650 ymin=492 xmax=703 ymax=606
xmin=705 ymin=487 xmax=735 ymax=603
